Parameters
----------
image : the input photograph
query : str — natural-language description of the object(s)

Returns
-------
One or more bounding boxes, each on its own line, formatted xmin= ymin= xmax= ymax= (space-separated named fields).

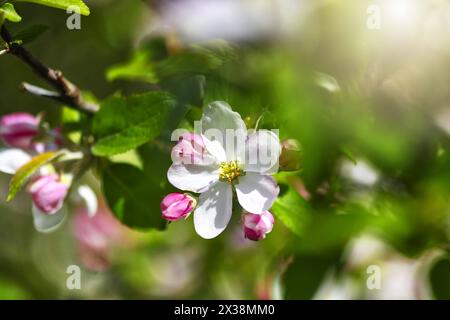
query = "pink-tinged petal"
xmin=194 ymin=182 xmax=233 ymax=239
xmin=201 ymin=101 xmax=247 ymax=161
xmin=171 ymin=132 xmax=216 ymax=165
xmin=28 ymin=174 xmax=69 ymax=215
xmin=238 ymin=129 xmax=281 ymax=174
xmin=243 ymin=211 xmax=274 ymax=241
xmin=235 ymin=173 xmax=279 ymax=213
xmin=161 ymin=193 xmax=196 ymax=221
xmin=167 ymin=163 xmax=219 ymax=193
xmin=0 ymin=112 xmax=40 ymax=149
xmin=0 ymin=148 xmax=32 ymax=174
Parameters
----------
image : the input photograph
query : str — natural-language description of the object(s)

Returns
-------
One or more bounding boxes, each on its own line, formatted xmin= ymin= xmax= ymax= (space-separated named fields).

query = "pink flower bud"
xmin=243 ymin=211 xmax=275 ymax=241
xmin=161 ymin=193 xmax=196 ymax=221
xmin=0 ymin=112 xmax=40 ymax=149
xmin=28 ymin=174 xmax=69 ymax=215
xmin=171 ymin=133 xmax=207 ymax=165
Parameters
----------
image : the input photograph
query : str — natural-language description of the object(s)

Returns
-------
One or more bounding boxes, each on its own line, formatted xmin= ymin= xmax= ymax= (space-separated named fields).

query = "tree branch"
xmin=0 ymin=25 xmax=99 ymax=115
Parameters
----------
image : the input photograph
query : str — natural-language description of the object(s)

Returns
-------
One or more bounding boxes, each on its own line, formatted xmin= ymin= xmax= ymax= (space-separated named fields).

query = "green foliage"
xmin=106 ymin=41 xmax=236 ymax=85
xmin=272 ymin=186 xmax=310 ymax=237
xmin=16 ymin=0 xmax=90 ymax=16
xmin=0 ymin=3 xmax=21 ymax=22
xmin=6 ymin=151 xmax=63 ymax=202
xmin=429 ymin=256 xmax=450 ymax=299
xmin=106 ymin=51 xmax=157 ymax=83
xmin=102 ymin=144 xmax=174 ymax=230
xmin=92 ymin=91 xmax=176 ymax=156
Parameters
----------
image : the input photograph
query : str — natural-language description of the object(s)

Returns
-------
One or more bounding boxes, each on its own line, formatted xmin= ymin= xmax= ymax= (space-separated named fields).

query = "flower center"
xmin=219 ymin=161 xmax=245 ymax=183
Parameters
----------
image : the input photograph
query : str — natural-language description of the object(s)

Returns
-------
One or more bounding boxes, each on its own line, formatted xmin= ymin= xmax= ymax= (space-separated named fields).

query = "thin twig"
xmin=0 ymin=25 xmax=99 ymax=115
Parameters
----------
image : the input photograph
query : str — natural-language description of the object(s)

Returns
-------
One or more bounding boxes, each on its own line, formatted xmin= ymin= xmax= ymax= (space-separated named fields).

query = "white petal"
xmin=32 ymin=203 xmax=67 ymax=233
xmin=77 ymin=185 xmax=98 ymax=217
xmin=238 ymin=130 xmax=281 ymax=174
xmin=194 ymin=182 xmax=233 ymax=239
xmin=167 ymin=163 xmax=219 ymax=193
xmin=201 ymin=101 xmax=247 ymax=161
xmin=200 ymin=135 xmax=227 ymax=163
xmin=0 ymin=149 xmax=31 ymax=174
xmin=235 ymin=173 xmax=279 ymax=213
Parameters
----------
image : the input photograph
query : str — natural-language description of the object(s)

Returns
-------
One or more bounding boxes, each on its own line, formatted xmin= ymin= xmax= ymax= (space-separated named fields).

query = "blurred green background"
xmin=0 ymin=0 xmax=449 ymax=299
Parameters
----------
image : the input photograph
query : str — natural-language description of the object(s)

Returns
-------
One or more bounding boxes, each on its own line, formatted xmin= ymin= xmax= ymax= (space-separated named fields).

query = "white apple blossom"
xmin=167 ymin=101 xmax=281 ymax=239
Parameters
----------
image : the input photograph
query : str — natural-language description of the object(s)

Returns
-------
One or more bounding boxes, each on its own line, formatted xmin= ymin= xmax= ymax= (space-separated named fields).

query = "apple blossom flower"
xmin=161 ymin=193 xmax=196 ymax=221
xmin=27 ymin=174 xmax=69 ymax=215
xmin=242 ymin=211 xmax=275 ymax=241
xmin=167 ymin=101 xmax=281 ymax=239
xmin=0 ymin=112 xmax=40 ymax=149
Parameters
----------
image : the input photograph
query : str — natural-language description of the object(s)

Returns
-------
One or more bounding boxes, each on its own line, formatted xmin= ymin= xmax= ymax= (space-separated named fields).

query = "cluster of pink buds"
xmin=160 ymin=192 xmax=275 ymax=241
xmin=0 ymin=112 xmax=68 ymax=215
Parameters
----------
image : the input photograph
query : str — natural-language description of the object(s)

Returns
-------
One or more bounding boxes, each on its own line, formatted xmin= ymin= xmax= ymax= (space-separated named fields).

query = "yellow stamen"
xmin=219 ymin=161 xmax=245 ymax=183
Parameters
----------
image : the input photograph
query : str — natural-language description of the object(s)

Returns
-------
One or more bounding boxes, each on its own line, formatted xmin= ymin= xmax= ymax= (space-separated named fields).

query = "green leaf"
xmin=16 ymin=0 xmax=90 ymax=16
xmin=429 ymin=256 xmax=450 ymax=299
xmin=12 ymin=24 xmax=48 ymax=44
xmin=103 ymin=156 xmax=170 ymax=230
xmin=92 ymin=91 xmax=176 ymax=156
xmin=272 ymin=187 xmax=311 ymax=237
xmin=6 ymin=151 xmax=63 ymax=202
xmin=106 ymin=51 xmax=157 ymax=83
xmin=0 ymin=3 xmax=22 ymax=23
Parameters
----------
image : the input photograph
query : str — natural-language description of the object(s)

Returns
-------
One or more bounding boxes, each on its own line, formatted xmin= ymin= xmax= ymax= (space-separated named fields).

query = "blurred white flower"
xmin=345 ymin=235 xmax=387 ymax=268
xmin=340 ymin=159 xmax=379 ymax=186
xmin=155 ymin=0 xmax=312 ymax=43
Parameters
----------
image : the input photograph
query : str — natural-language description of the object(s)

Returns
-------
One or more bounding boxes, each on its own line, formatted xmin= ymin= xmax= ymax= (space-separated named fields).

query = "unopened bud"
xmin=161 ymin=193 xmax=196 ymax=221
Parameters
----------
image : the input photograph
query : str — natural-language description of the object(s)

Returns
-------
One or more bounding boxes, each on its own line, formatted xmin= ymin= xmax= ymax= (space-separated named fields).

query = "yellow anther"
xmin=219 ymin=161 xmax=245 ymax=183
